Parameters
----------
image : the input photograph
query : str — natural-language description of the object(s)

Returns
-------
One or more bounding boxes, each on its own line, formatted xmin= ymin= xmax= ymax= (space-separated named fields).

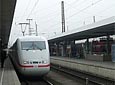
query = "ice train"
xmin=9 ymin=36 xmax=50 ymax=76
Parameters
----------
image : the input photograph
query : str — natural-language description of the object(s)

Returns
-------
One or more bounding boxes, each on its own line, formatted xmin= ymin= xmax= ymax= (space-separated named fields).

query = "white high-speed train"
xmin=9 ymin=36 xmax=50 ymax=76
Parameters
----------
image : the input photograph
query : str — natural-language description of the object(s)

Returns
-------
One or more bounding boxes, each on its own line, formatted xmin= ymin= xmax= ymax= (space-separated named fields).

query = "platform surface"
xmin=51 ymin=56 xmax=115 ymax=80
xmin=0 ymin=57 xmax=20 ymax=85
xmin=51 ymin=56 xmax=115 ymax=69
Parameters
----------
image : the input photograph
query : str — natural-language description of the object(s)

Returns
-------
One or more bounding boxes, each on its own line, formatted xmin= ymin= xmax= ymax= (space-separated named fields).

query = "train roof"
xmin=17 ymin=36 xmax=47 ymax=41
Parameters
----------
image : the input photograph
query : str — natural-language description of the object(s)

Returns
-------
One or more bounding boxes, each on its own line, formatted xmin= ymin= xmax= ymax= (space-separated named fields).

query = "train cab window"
xmin=21 ymin=41 xmax=46 ymax=50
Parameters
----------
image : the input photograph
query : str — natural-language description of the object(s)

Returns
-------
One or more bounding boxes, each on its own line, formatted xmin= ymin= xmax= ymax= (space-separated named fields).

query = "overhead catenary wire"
xmin=65 ymin=0 xmax=115 ymax=27
xmin=15 ymin=0 xmax=100 ymax=26
xmin=31 ymin=2 xmax=60 ymax=16
xmin=13 ymin=0 xmax=115 ymax=36
xmin=65 ymin=0 xmax=85 ymax=10
xmin=46 ymin=0 xmax=105 ymax=31
xmin=35 ymin=0 xmax=89 ymax=26
xmin=19 ymin=0 xmax=31 ymax=21
xmin=16 ymin=1 xmax=60 ymax=22
xmin=13 ymin=0 xmax=32 ymax=23
xmin=34 ymin=13 xmax=60 ymax=24
xmin=39 ymin=0 xmax=114 ymax=32
xmin=27 ymin=0 xmax=40 ymax=19
xmin=16 ymin=0 xmax=39 ymax=35
xmin=67 ymin=0 xmax=103 ymax=20
xmin=94 ymin=3 xmax=115 ymax=16
xmin=36 ymin=0 xmax=103 ymax=31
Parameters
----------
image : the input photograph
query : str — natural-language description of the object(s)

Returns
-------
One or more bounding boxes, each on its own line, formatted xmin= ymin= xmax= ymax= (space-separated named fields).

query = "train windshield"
xmin=21 ymin=41 xmax=46 ymax=50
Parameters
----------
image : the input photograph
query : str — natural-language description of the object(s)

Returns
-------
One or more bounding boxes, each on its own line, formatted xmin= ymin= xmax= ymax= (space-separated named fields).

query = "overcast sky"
xmin=8 ymin=0 xmax=115 ymax=46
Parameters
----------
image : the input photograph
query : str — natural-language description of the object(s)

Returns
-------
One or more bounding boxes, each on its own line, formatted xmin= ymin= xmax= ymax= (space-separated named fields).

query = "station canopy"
xmin=48 ymin=16 xmax=115 ymax=43
xmin=0 ymin=0 xmax=16 ymax=45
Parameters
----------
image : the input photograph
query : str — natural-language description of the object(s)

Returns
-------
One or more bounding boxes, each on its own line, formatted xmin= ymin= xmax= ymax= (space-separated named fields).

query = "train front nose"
xmin=19 ymin=60 xmax=50 ymax=76
xmin=22 ymin=66 xmax=50 ymax=76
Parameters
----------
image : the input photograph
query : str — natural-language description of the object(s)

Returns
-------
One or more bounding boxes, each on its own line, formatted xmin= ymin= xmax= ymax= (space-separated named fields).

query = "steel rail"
xmin=51 ymin=63 xmax=115 ymax=85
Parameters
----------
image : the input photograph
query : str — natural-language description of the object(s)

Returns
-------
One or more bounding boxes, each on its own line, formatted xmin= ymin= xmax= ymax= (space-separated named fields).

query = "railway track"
xmin=51 ymin=63 xmax=115 ymax=85
xmin=9 ymin=55 xmax=53 ymax=85
xmin=17 ymin=70 xmax=53 ymax=85
xmin=20 ymin=78 xmax=53 ymax=85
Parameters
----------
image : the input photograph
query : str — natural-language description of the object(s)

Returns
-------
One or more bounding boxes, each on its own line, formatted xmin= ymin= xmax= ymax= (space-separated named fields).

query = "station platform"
xmin=0 ymin=57 xmax=20 ymax=85
xmin=51 ymin=56 xmax=115 ymax=80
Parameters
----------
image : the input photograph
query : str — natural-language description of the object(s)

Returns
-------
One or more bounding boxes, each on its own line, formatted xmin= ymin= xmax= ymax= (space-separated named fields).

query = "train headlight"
xmin=42 ymin=60 xmax=47 ymax=64
xmin=23 ymin=61 xmax=29 ymax=64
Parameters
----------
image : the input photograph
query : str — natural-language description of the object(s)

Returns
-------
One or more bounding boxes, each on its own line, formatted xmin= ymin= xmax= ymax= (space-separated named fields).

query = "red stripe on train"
xmin=19 ymin=64 xmax=50 ymax=68
xmin=19 ymin=64 xmax=33 ymax=68
xmin=38 ymin=64 xmax=50 ymax=67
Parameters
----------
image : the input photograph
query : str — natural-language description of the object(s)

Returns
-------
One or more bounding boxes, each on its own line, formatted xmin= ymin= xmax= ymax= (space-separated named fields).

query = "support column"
xmin=61 ymin=1 xmax=65 ymax=33
xmin=71 ymin=40 xmax=76 ymax=57
xmin=56 ymin=42 xmax=60 ymax=56
xmin=62 ymin=41 xmax=67 ymax=57
xmin=106 ymin=35 xmax=110 ymax=55
xmin=86 ymin=38 xmax=89 ymax=54
xmin=66 ymin=41 xmax=70 ymax=57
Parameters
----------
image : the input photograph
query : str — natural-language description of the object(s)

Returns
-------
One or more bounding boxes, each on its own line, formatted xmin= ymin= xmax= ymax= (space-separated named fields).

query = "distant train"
xmin=9 ymin=36 xmax=50 ymax=77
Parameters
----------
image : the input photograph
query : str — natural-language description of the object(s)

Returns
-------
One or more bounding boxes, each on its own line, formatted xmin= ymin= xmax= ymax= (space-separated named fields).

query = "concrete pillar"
xmin=86 ymin=38 xmax=89 ymax=54
xmin=106 ymin=35 xmax=110 ymax=55
xmin=62 ymin=41 xmax=67 ymax=57
xmin=56 ymin=42 xmax=60 ymax=56
xmin=71 ymin=40 xmax=76 ymax=57
xmin=66 ymin=41 xmax=71 ymax=57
